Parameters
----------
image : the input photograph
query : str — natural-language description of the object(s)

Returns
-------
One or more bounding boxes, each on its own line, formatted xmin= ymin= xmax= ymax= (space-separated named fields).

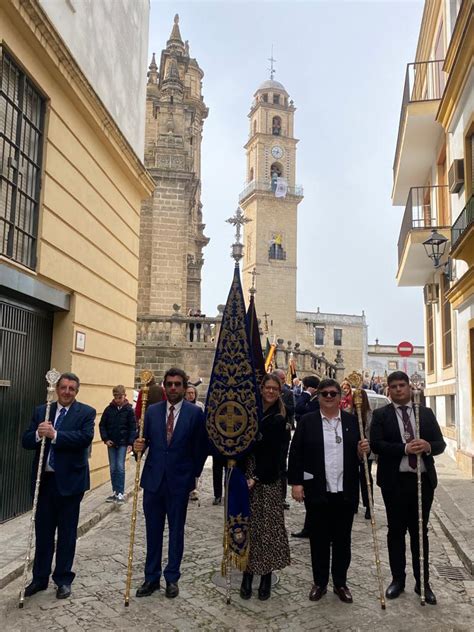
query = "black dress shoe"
xmin=415 ymin=583 xmax=437 ymax=605
xmin=333 ymin=585 xmax=353 ymax=603
xmin=212 ymin=497 xmax=222 ymax=506
xmin=385 ymin=581 xmax=405 ymax=599
xmin=364 ymin=508 xmax=371 ymax=520
xmin=291 ymin=529 xmax=309 ymax=538
xmin=309 ymin=584 xmax=327 ymax=601
xmin=56 ymin=584 xmax=71 ymax=599
xmin=24 ymin=581 xmax=48 ymax=597
xmin=240 ymin=572 xmax=253 ymax=599
xmin=258 ymin=573 xmax=272 ymax=601
xmin=283 ymin=501 xmax=290 ymax=510
xmin=136 ymin=580 xmax=160 ymax=597
xmin=165 ymin=581 xmax=179 ymax=598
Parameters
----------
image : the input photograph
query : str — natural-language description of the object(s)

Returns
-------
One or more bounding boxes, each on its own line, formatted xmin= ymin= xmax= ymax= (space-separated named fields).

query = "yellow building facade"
xmin=0 ymin=0 xmax=154 ymax=520
xmin=392 ymin=0 xmax=473 ymax=475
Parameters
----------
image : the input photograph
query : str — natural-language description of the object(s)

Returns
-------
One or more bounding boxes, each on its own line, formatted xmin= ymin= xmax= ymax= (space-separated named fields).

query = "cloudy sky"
xmin=149 ymin=0 xmax=425 ymax=345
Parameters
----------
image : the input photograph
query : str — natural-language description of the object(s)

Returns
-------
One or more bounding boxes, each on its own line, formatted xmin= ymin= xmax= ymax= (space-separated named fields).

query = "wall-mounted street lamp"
xmin=423 ymin=229 xmax=448 ymax=268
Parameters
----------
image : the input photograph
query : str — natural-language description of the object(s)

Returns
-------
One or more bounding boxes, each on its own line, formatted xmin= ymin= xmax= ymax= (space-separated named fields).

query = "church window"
xmin=270 ymin=163 xmax=282 ymax=191
xmin=262 ymin=93 xmax=268 ymax=103
xmin=249 ymin=167 xmax=254 ymax=182
xmin=314 ymin=327 xmax=324 ymax=346
xmin=170 ymin=95 xmax=174 ymax=104
xmin=334 ymin=329 xmax=343 ymax=346
xmin=273 ymin=94 xmax=280 ymax=105
xmin=272 ymin=116 xmax=281 ymax=136
xmin=268 ymin=232 xmax=286 ymax=261
xmin=253 ymin=120 xmax=257 ymax=135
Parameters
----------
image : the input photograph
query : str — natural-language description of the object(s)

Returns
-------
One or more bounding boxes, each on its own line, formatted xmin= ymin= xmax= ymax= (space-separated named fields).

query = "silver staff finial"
xmin=226 ymin=206 xmax=251 ymax=263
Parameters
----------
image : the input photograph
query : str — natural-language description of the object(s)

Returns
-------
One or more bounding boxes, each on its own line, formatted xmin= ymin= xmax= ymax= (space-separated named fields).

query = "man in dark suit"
xmin=22 ymin=372 xmax=95 ymax=600
xmin=134 ymin=367 xmax=208 ymax=599
xmin=288 ymin=378 xmax=369 ymax=604
xmin=370 ymin=370 xmax=446 ymax=605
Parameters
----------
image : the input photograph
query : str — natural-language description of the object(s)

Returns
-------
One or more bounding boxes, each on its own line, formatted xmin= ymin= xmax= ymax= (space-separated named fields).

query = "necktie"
xmin=49 ymin=407 xmax=67 ymax=471
xmin=167 ymin=406 xmax=175 ymax=445
xmin=400 ymin=406 xmax=417 ymax=470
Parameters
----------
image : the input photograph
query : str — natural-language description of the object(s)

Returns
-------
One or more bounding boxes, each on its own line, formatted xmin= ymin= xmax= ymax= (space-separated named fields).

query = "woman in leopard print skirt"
xmin=240 ymin=373 xmax=291 ymax=601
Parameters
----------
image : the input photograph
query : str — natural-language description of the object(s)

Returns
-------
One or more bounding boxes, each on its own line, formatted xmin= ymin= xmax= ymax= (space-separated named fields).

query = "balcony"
xmin=397 ymin=185 xmax=450 ymax=286
xmin=238 ymin=180 xmax=303 ymax=204
xmin=392 ymin=60 xmax=446 ymax=205
xmin=451 ymin=195 xmax=474 ymax=266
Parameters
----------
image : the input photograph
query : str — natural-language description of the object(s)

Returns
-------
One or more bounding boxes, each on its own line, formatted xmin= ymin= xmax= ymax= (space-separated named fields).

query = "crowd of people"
xmin=21 ymin=367 xmax=445 ymax=609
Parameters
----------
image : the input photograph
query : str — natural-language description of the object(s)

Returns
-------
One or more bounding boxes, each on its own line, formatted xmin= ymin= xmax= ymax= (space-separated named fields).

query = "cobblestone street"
xmin=1 ymin=460 xmax=472 ymax=631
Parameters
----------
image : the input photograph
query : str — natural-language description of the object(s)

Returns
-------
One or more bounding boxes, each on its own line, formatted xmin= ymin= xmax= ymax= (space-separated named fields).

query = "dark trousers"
xmin=212 ymin=455 xmax=226 ymax=499
xmin=33 ymin=473 xmax=83 ymax=586
xmin=359 ymin=459 xmax=373 ymax=508
xmin=143 ymin=483 xmax=189 ymax=583
xmin=306 ymin=493 xmax=355 ymax=588
xmin=381 ymin=473 xmax=434 ymax=585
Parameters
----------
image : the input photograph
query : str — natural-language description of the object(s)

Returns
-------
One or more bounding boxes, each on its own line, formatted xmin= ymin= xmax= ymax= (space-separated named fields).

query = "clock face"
xmin=271 ymin=145 xmax=283 ymax=159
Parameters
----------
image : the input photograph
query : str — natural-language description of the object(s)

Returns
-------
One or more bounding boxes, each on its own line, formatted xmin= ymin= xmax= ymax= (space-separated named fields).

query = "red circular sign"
xmin=397 ymin=341 xmax=414 ymax=357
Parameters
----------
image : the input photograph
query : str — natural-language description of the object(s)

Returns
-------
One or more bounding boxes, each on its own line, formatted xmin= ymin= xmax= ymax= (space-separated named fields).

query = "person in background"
xmin=295 ymin=375 xmax=320 ymax=423
xmin=99 ymin=385 xmax=136 ymax=504
xmin=273 ymin=369 xmax=295 ymax=510
xmin=240 ymin=373 xmax=291 ymax=601
xmin=340 ymin=380 xmax=353 ymax=413
xmin=184 ymin=384 xmax=205 ymax=502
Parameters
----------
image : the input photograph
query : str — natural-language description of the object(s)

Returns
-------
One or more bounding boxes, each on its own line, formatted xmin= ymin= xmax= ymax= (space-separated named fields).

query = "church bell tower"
xmin=240 ymin=74 xmax=303 ymax=342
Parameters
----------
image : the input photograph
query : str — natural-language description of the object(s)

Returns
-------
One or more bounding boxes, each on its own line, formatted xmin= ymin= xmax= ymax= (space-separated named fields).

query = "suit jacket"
xmin=22 ymin=401 xmax=96 ymax=496
xmin=370 ymin=403 xmax=446 ymax=491
xmin=288 ymin=410 xmax=361 ymax=510
xmin=140 ymin=400 xmax=208 ymax=495
xmin=295 ymin=392 xmax=320 ymax=421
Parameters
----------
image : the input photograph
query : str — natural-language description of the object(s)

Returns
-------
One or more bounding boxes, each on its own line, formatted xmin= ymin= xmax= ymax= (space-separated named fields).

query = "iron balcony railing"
xmin=393 ymin=59 xmax=446 ymax=175
xmin=398 ymin=185 xmax=449 ymax=264
xmin=451 ymin=195 xmax=474 ymax=252
xmin=238 ymin=180 xmax=303 ymax=203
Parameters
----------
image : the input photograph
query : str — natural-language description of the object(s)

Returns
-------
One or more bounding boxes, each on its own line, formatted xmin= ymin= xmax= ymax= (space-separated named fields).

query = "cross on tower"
xmin=268 ymin=46 xmax=276 ymax=80
xmin=249 ymin=267 xmax=259 ymax=295
xmin=262 ymin=312 xmax=270 ymax=334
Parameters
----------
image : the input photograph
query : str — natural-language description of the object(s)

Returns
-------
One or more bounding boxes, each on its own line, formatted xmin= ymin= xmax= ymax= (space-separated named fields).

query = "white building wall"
xmin=39 ymin=0 xmax=150 ymax=158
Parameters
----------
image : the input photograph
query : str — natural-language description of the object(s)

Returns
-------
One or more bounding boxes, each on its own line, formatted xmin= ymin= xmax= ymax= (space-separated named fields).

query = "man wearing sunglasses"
xmin=133 ymin=368 xmax=208 ymax=599
xmin=288 ymin=378 xmax=369 ymax=604
xmin=370 ymin=371 xmax=445 ymax=605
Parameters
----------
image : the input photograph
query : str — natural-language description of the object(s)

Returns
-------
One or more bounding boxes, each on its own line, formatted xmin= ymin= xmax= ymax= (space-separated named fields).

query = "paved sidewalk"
xmin=432 ymin=453 xmax=474 ymax=574
xmin=0 ymin=462 xmax=136 ymax=589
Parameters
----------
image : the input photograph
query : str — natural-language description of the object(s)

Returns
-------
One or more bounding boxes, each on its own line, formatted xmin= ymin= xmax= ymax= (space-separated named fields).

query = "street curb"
xmin=433 ymin=504 xmax=474 ymax=575
xmin=0 ymin=488 xmax=134 ymax=590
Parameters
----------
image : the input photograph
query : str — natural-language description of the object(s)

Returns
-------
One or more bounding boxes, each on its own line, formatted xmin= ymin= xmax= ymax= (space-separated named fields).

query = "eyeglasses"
xmin=319 ymin=391 xmax=340 ymax=398
xmin=165 ymin=381 xmax=183 ymax=387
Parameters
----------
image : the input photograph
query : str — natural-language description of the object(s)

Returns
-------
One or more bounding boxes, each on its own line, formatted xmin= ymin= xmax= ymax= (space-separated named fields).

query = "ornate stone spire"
xmin=162 ymin=53 xmax=184 ymax=97
xmin=167 ymin=14 xmax=185 ymax=55
xmin=147 ymin=52 xmax=158 ymax=85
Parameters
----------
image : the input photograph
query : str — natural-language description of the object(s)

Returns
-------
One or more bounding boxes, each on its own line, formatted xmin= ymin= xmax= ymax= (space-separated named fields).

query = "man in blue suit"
xmin=22 ymin=372 xmax=95 ymax=600
xmin=134 ymin=367 xmax=208 ymax=599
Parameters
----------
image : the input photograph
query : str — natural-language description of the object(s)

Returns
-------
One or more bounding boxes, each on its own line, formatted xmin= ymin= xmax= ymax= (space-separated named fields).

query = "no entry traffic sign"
xmin=397 ymin=341 xmax=414 ymax=357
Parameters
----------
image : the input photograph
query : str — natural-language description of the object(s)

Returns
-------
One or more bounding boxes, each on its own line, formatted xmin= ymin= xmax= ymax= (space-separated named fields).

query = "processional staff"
xmin=19 ymin=368 xmax=61 ymax=609
xmin=124 ymin=369 xmax=154 ymax=607
xmin=347 ymin=371 xmax=386 ymax=610
xmin=411 ymin=372 xmax=425 ymax=606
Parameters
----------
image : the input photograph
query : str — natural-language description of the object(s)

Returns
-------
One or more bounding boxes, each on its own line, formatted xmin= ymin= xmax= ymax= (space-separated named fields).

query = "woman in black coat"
xmin=99 ymin=385 xmax=136 ymax=503
xmin=240 ymin=373 xmax=291 ymax=601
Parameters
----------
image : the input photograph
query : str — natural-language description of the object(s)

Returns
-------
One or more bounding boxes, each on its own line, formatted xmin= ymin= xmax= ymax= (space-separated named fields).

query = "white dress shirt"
xmin=166 ymin=399 xmax=183 ymax=431
xmin=321 ymin=413 xmax=344 ymax=493
xmin=394 ymin=403 xmax=426 ymax=473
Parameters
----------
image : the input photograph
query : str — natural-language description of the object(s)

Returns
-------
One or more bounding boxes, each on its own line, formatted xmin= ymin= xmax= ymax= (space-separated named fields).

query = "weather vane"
xmin=268 ymin=45 xmax=276 ymax=80
xmin=226 ymin=206 xmax=251 ymax=263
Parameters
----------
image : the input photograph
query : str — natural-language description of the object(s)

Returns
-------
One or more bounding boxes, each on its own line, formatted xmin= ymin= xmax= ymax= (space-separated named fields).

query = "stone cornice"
xmin=6 ymin=0 xmax=154 ymax=197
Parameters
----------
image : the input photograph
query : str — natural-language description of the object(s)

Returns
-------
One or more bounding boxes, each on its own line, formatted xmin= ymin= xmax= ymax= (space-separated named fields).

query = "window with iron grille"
xmin=441 ymin=274 xmax=453 ymax=367
xmin=426 ymin=303 xmax=435 ymax=373
xmin=334 ymin=328 xmax=342 ymax=346
xmin=314 ymin=327 xmax=324 ymax=346
xmin=1 ymin=48 xmax=45 ymax=269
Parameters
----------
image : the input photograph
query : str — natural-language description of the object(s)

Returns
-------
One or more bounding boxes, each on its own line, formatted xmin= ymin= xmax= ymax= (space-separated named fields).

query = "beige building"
xmin=392 ymin=0 xmax=473 ymax=475
xmin=367 ymin=341 xmax=425 ymax=382
xmin=0 ymin=0 xmax=154 ymax=520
